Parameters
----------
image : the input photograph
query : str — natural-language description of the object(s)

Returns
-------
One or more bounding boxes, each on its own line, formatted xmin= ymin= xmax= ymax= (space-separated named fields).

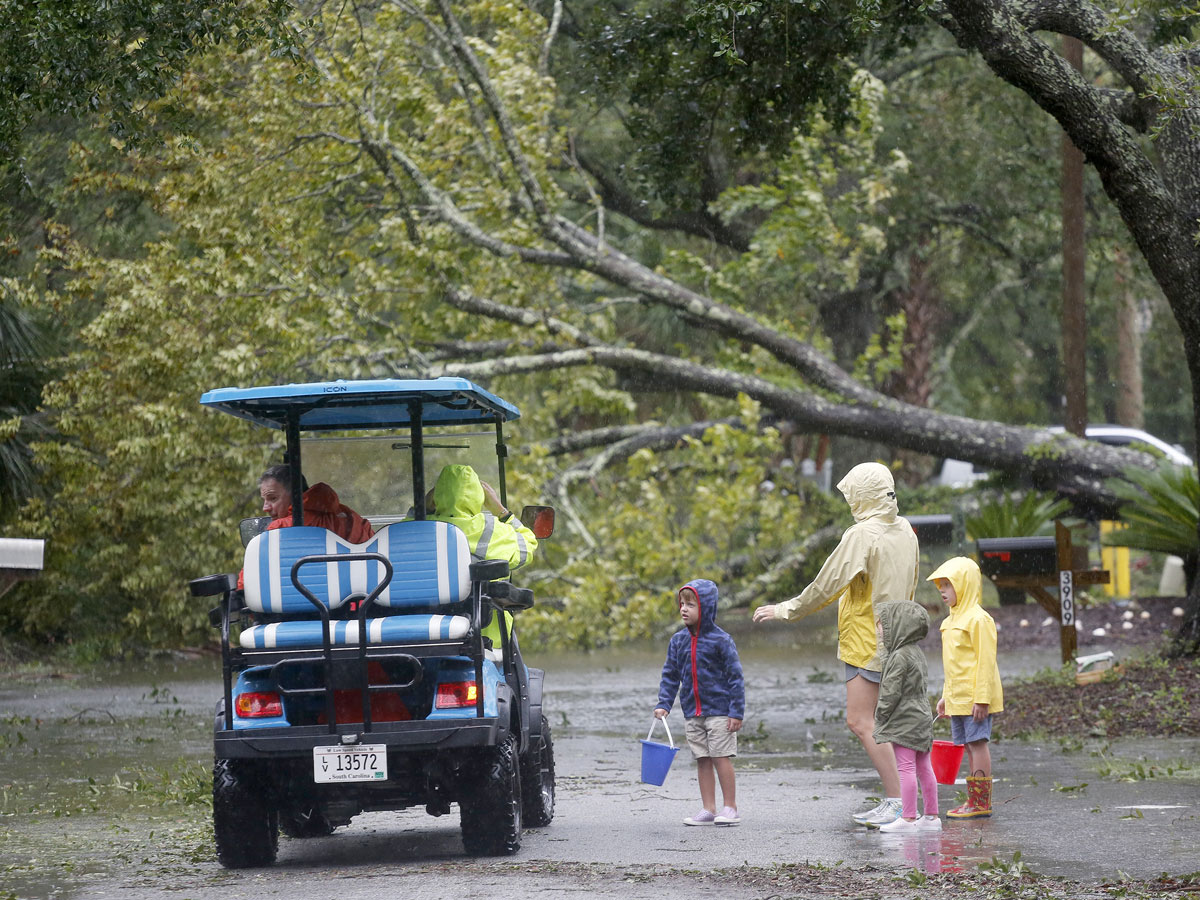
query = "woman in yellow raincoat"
xmin=753 ymin=462 xmax=920 ymax=827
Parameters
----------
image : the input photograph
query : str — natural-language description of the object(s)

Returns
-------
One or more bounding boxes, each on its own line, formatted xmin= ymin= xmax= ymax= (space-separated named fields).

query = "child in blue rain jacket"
xmin=654 ymin=578 xmax=745 ymax=826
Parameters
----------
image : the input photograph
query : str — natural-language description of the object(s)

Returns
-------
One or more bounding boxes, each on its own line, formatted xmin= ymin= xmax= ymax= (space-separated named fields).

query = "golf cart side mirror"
xmin=239 ymin=516 xmax=272 ymax=548
xmin=520 ymin=505 xmax=555 ymax=539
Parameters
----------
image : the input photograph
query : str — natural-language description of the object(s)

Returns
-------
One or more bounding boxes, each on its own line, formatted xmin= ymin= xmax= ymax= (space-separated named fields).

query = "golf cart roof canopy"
xmin=200 ymin=377 xmax=520 ymax=431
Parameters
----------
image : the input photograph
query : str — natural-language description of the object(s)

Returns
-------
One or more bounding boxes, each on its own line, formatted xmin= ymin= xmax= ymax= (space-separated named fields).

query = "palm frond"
xmin=1102 ymin=463 xmax=1199 ymax=557
xmin=966 ymin=492 xmax=1072 ymax=539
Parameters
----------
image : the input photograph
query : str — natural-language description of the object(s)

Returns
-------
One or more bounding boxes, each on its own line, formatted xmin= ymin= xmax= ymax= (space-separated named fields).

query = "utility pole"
xmin=1062 ymin=35 xmax=1088 ymax=437
xmin=1114 ymin=249 xmax=1145 ymax=429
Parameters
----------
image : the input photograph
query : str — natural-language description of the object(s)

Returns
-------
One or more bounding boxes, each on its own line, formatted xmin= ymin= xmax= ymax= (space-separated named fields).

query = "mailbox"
xmin=0 ymin=537 xmax=45 ymax=600
xmin=907 ymin=514 xmax=953 ymax=546
xmin=976 ymin=536 xmax=1088 ymax=579
xmin=976 ymin=536 xmax=1058 ymax=579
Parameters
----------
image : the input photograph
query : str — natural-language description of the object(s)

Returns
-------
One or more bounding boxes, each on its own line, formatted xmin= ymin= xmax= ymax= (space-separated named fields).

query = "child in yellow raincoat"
xmin=929 ymin=556 xmax=1004 ymax=818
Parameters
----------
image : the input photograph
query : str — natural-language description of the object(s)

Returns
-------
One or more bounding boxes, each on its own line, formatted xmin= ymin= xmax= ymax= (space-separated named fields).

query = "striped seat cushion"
xmin=243 ymin=520 xmax=471 ymax=615
xmin=239 ymin=613 xmax=471 ymax=649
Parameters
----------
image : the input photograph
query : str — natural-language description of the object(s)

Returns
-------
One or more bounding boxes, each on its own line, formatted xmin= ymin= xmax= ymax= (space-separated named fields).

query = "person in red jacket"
xmin=256 ymin=464 xmax=375 ymax=542
xmin=236 ymin=465 xmax=375 ymax=590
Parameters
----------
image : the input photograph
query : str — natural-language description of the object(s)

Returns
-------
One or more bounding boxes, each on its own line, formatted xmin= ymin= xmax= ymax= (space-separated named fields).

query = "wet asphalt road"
xmin=71 ymin=729 xmax=1200 ymax=900
xmin=3 ymin=634 xmax=1199 ymax=899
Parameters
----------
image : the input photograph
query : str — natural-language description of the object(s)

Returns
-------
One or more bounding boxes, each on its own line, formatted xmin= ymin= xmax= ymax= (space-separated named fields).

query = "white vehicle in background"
xmin=934 ymin=425 xmax=1193 ymax=488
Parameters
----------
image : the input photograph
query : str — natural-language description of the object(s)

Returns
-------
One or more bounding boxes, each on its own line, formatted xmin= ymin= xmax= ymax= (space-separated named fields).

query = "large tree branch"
xmin=408 ymin=341 xmax=1158 ymax=499
xmin=418 ymin=3 xmax=897 ymax=408
xmin=433 ymin=0 xmax=556 ymax=225
xmin=443 ymin=286 xmax=604 ymax=348
xmin=344 ymin=2 xmax=1178 ymax=513
xmin=539 ymin=420 xmax=735 ymax=456
xmin=941 ymin=0 xmax=1200 ymax=339
xmin=545 ymin=419 xmax=741 ymax=495
xmin=1016 ymin=0 xmax=1168 ymax=94
xmin=547 ymin=216 xmax=889 ymax=404
xmin=572 ymin=144 xmax=752 ymax=252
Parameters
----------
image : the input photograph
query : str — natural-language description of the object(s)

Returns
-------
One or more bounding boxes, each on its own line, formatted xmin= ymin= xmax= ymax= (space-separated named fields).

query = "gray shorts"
xmin=684 ymin=716 xmax=738 ymax=759
xmin=950 ymin=714 xmax=993 ymax=744
xmin=844 ymin=663 xmax=882 ymax=684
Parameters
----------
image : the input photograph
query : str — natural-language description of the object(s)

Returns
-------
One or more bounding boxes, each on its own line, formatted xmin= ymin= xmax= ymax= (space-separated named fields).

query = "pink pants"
xmin=894 ymin=745 xmax=938 ymax=819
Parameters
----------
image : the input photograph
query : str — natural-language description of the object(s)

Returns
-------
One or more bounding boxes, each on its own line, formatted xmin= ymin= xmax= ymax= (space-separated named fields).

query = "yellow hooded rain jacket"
xmin=774 ymin=462 xmax=920 ymax=670
xmin=431 ymin=465 xmax=537 ymax=571
xmin=929 ymin=556 xmax=1004 ymax=715
xmin=431 ymin=464 xmax=538 ymax=648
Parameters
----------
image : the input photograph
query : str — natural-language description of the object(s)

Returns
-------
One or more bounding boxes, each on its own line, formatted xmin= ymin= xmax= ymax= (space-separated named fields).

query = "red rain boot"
xmin=947 ymin=775 xmax=992 ymax=819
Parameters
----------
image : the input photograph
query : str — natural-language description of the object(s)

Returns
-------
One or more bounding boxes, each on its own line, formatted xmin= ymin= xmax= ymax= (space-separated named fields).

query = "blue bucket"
xmin=640 ymin=718 xmax=681 ymax=785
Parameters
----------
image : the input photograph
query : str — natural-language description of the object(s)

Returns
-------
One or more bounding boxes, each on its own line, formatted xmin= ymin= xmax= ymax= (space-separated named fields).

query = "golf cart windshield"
xmin=300 ymin=430 xmax=501 ymax=524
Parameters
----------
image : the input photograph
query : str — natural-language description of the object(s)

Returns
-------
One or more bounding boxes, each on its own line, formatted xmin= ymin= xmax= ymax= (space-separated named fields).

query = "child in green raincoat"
xmin=872 ymin=600 xmax=940 ymax=833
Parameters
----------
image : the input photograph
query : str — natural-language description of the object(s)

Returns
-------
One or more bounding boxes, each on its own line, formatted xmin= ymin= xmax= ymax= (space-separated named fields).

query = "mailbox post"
xmin=979 ymin=521 xmax=1108 ymax=664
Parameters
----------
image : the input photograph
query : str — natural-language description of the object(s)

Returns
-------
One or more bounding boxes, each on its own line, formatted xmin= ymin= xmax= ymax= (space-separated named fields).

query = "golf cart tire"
xmin=213 ymin=759 xmax=279 ymax=868
xmin=279 ymin=804 xmax=336 ymax=838
xmin=459 ymin=735 xmax=522 ymax=856
xmin=521 ymin=714 xmax=555 ymax=827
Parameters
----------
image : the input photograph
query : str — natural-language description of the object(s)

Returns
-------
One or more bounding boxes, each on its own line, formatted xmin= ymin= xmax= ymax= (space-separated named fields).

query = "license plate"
xmin=313 ymin=744 xmax=387 ymax=783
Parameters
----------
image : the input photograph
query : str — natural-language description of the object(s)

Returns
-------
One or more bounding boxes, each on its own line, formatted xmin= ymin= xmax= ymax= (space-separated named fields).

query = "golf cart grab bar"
xmin=292 ymin=551 xmax=394 ymax=733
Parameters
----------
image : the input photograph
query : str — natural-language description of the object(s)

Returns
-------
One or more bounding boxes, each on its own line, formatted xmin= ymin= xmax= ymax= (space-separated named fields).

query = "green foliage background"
xmin=0 ymin=0 xmax=1194 ymax=656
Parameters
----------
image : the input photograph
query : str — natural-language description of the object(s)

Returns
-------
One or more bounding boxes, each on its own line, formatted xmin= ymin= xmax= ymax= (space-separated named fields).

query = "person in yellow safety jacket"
xmin=753 ymin=461 xmax=920 ymax=827
xmin=430 ymin=464 xmax=538 ymax=651
xmin=929 ymin=556 xmax=1003 ymax=819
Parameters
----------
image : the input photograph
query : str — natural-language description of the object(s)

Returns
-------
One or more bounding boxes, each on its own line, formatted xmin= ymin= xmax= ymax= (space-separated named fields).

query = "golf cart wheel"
xmin=460 ymin=735 xmax=522 ymax=855
xmin=520 ymin=714 xmax=555 ymax=827
xmin=213 ymin=759 xmax=279 ymax=868
xmin=279 ymin=804 xmax=336 ymax=838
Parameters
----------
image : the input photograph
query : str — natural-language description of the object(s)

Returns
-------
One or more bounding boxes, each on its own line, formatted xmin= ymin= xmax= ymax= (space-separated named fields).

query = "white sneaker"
xmin=851 ymin=799 xmax=888 ymax=825
xmin=916 ymin=815 xmax=942 ymax=832
xmin=714 ymin=806 xmax=740 ymax=826
xmin=862 ymin=797 xmax=904 ymax=828
xmin=879 ymin=816 xmax=920 ymax=833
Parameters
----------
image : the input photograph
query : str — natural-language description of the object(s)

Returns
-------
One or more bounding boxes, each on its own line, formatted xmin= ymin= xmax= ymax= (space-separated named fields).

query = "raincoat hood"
xmin=680 ymin=578 xmax=719 ymax=634
xmin=429 ymin=463 xmax=538 ymax=580
xmin=836 ymin=462 xmax=899 ymax=523
xmin=301 ymin=482 xmax=342 ymax=515
xmin=930 ymin=556 xmax=1003 ymax=715
xmin=432 ymin=465 xmax=484 ymax=520
xmin=927 ymin=556 xmax=983 ymax=623
xmin=878 ymin=599 xmax=929 ymax=654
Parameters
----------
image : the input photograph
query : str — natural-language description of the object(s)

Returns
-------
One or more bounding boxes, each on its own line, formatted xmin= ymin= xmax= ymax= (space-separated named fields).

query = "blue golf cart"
xmin=188 ymin=377 xmax=555 ymax=867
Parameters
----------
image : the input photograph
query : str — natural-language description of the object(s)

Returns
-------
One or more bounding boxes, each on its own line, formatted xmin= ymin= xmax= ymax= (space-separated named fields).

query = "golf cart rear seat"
xmin=238 ymin=520 xmax=473 ymax=650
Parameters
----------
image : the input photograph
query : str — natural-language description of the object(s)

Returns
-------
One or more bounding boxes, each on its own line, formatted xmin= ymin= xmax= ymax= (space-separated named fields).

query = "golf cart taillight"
xmin=235 ymin=691 xmax=282 ymax=718
xmin=435 ymin=681 xmax=477 ymax=709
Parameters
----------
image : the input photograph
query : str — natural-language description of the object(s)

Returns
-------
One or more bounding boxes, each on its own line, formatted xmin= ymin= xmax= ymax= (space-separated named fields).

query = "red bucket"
xmin=930 ymin=740 xmax=965 ymax=785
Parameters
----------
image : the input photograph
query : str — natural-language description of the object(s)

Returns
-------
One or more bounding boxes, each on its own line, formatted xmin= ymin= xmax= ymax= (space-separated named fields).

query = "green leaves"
xmin=966 ymin=492 xmax=1072 ymax=539
xmin=1102 ymin=463 xmax=1199 ymax=558
xmin=0 ymin=0 xmax=299 ymax=156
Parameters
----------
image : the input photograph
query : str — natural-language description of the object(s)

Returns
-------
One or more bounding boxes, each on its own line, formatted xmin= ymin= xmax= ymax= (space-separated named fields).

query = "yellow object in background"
xmin=1099 ymin=520 xmax=1131 ymax=597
